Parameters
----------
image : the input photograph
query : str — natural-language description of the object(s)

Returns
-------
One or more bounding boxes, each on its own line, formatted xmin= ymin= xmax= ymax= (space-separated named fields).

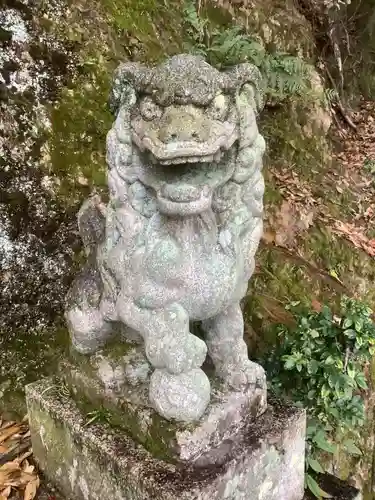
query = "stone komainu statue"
xmin=65 ymin=54 xmax=267 ymax=422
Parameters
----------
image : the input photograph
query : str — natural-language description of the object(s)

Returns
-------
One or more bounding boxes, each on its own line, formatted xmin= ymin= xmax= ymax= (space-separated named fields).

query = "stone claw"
xmin=146 ymin=333 xmax=207 ymax=375
xmin=221 ymin=361 xmax=266 ymax=391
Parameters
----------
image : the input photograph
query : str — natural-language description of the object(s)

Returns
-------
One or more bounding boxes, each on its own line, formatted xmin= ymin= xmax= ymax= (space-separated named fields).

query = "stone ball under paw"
xmin=149 ymin=368 xmax=210 ymax=422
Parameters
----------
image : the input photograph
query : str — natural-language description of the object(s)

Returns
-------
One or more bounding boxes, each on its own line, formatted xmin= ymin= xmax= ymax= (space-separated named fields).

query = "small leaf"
xmin=324 ymin=356 xmax=335 ymax=366
xmin=356 ymin=376 xmax=368 ymax=390
xmin=343 ymin=440 xmax=362 ymax=456
xmin=24 ymin=476 xmax=40 ymax=500
xmin=354 ymin=319 xmax=363 ymax=332
xmin=284 ymin=358 xmax=295 ymax=370
xmin=307 ymin=457 xmax=325 ymax=474
xmin=344 ymin=328 xmax=356 ymax=339
xmin=313 ymin=434 xmax=336 ymax=454
xmin=308 ymin=390 xmax=316 ymax=399
xmin=343 ymin=318 xmax=352 ymax=329
xmin=0 ymin=486 xmax=11 ymax=499
xmin=306 ymin=474 xmax=332 ymax=498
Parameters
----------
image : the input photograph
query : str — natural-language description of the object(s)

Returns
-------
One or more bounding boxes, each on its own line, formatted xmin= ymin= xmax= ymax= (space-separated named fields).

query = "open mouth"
xmin=136 ymin=143 xmax=237 ymax=216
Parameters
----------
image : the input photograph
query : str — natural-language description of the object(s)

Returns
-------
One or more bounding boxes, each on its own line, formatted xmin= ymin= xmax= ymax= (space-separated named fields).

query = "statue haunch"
xmin=65 ymin=54 xmax=267 ymax=423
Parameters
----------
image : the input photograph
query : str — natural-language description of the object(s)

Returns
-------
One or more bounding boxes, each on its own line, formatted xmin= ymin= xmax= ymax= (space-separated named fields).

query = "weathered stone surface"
xmin=60 ymin=344 xmax=266 ymax=464
xmin=66 ymin=54 xmax=267 ymax=422
xmin=26 ymin=378 xmax=306 ymax=500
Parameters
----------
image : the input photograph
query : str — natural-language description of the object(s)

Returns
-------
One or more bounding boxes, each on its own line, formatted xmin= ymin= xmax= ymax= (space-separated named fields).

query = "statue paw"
xmin=146 ymin=333 xmax=207 ymax=374
xmin=222 ymin=361 xmax=266 ymax=391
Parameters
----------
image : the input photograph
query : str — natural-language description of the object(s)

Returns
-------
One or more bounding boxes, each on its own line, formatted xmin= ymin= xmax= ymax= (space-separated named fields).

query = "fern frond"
xmin=183 ymin=1 xmax=314 ymax=101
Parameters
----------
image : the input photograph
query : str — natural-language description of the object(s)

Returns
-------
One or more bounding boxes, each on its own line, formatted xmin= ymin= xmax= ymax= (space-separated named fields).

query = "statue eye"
xmin=140 ymin=97 xmax=162 ymax=120
xmin=208 ymin=94 xmax=229 ymax=120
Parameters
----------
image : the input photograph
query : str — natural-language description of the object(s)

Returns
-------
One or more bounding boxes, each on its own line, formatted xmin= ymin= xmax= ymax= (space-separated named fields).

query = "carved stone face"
xmin=131 ymin=94 xmax=238 ymax=163
xmin=109 ymin=54 xmax=263 ymax=216
xmin=131 ymin=94 xmax=240 ymax=215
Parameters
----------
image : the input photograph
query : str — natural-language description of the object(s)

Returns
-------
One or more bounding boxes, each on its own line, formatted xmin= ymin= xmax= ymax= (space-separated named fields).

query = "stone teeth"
xmin=158 ymin=154 xmax=214 ymax=165
xmin=202 ymin=155 xmax=213 ymax=163
xmin=214 ymin=151 xmax=222 ymax=163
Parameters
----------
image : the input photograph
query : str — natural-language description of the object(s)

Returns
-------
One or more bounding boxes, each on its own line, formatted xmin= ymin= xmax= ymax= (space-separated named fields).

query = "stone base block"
xmin=60 ymin=342 xmax=266 ymax=464
xmin=26 ymin=378 xmax=306 ymax=500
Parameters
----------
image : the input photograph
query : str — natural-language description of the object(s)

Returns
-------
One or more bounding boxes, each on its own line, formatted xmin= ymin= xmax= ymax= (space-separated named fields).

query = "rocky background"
xmin=1 ymin=0 xmax=375 ymax=495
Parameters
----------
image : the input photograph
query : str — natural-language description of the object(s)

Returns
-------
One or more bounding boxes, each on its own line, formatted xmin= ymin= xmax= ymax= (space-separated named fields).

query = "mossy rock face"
xmin=0 ymin=0 xmax=186 ymax=416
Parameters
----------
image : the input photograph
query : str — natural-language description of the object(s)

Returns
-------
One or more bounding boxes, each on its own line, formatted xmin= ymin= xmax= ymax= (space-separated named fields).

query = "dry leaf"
xmin=0 ymin=460 xmax=21 ymax=473
xmin=0 ymin=423 xmax=15 ymax=432
xmin=23 ymin=464 xmax=34 ymax=475
xmin=0 ymin=416 xmax=40 ymax=500
xmin=311 ymin=299 xmax=322 ymax=312
xmin=0 ymin=426 xmax=21 ymax=445
xmin=24 ymin=477 xmax=40 ymax=500
xmin=15 ymin=451 xmax=32 ymax=465
xmin=333 ymin=220 xmax=375 ymax=257
xmin=19 ymin=471 xmax=36 ymax=484
xmin=0 ymin=486 xmax=11 ymax=499
xmin=261 ymin=229 xmax=276 ymax=244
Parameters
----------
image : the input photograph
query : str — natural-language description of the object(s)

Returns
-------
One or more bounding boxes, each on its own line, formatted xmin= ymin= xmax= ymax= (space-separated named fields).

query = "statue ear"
xmin=224 ymin=63 xmax=264 ymax=113
xmin=109 ymin=62 xmax=149 ymax=115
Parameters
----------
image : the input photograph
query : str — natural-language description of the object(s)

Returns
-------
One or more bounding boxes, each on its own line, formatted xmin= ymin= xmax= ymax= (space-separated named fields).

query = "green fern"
xmin=183 ymin=1 xmax=207 ymax=44
xmin=323 ymin=88 xmax=339 ymax=106
xmin=183 ymin=1 xmax=314 ymax=101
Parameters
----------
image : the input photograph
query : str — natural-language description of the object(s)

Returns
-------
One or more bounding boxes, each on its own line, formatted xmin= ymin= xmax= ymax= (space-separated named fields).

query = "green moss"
xmin=101 ymin=0 xmax=185 ymax=62
xmin=260 ymin=100 xmax=330 ymax=184
xmin=0 ymin=325 xmax=69 ymax=419
xmin=72 ymin=386 xmax=182 ymax=462
xmin=70 ymin=336 xmax=135 ymax=367
xmin=43 ymin=0 xmax=188 ymax=207
xmin=48 ymin=63 xmax=112 ymax=204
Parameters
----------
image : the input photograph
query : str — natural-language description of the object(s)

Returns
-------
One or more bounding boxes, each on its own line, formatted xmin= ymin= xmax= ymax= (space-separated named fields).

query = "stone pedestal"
xmin=58 ymin=340 xmax=266 ymax=465
xmin=26 ymin=374 xmax=306 ymax=500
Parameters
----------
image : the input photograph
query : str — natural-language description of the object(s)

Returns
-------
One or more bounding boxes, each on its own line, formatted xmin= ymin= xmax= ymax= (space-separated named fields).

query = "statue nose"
xmin=159 ymin=126 xmax=200 ymax=143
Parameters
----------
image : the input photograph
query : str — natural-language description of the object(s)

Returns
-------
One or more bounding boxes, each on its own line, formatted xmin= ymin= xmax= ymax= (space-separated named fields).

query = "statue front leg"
xmin=202 ymin=302 xmax=266 ymax=393
xmin=116 ymin=294 xmax=210 ymax=422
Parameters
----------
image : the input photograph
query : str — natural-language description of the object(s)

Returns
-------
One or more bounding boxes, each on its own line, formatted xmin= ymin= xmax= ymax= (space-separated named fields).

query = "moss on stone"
xmin=0 ymin=325 xmax=69 ymax=419
xmin=71 ymin=386 xmax=182 ymax=463
xmin=48 ymin=67 xmax=112 ymax=203
xmin=101 ymin=0 xmax=185 ymax=62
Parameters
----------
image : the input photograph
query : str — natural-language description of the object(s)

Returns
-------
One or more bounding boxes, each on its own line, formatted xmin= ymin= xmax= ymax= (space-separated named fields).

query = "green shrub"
xmin=263 ymin=297 xmax=375 ymax=497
